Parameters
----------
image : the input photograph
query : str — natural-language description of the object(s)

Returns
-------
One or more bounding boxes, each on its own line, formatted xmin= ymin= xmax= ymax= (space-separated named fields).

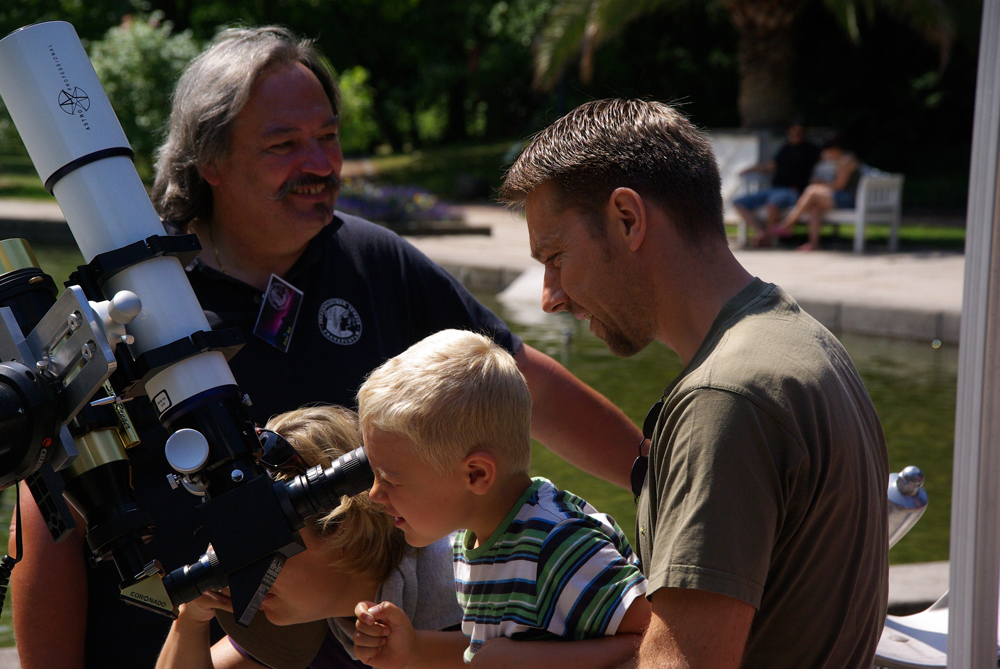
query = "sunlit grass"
xmin=0 ymin=155 xmax=52 ymax=202
xmin=367 ymin=141 xmax=519 ymax=202
xmin=724 ymin=221 xmax=965 ymax=252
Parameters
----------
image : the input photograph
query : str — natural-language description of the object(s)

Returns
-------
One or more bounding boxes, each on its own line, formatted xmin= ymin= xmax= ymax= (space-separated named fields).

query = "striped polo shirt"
xmin=454 ymin=478 xmax=646 ymax=662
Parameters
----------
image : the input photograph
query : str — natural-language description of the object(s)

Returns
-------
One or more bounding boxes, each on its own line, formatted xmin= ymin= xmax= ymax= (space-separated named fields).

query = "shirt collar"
xmin=163 ymin=213 xmax=344 ymax=286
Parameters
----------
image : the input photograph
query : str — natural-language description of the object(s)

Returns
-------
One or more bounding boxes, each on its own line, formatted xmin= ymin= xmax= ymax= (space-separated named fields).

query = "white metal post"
xmin=949 ymin=0 xmax=1000 ymax=666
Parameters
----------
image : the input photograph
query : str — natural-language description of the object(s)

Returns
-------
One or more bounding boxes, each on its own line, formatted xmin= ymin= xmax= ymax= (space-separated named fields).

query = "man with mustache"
xmin=11 ymin=27 xmax=643 ymax=669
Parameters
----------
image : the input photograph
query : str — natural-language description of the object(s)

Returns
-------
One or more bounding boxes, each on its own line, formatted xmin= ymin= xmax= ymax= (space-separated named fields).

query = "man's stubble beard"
xmin=593 ymin=244 xmax=656 ymax=359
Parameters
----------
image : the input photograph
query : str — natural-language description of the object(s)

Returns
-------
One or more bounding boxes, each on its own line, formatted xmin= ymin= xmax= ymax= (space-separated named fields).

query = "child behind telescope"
xmin=155 ymin=405 xmax=461 ymax=669
xmin=355 ymin=329 xmax=649 ymax=668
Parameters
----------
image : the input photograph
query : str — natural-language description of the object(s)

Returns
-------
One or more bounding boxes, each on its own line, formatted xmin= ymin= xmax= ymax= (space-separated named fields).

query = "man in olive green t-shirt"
xmin=500 ymin=99 xmax=889 ymax=669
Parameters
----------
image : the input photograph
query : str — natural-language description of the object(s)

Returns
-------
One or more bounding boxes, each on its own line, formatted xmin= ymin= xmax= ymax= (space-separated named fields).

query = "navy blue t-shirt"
xmin=772 ymin=141 xmax=821 ymax=194
xmin=188 ymin=212 xmax=520 ymax=420
xmin=82 ymin=213 xmax=520 ymax=668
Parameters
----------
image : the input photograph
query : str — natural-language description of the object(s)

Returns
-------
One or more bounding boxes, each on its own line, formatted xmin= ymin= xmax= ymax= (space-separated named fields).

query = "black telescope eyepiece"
xmin=159 ymin=447 xmax=374 ymax=616
xmin=161 ymin=547 xmax=224 ymax=609
xmin=284 ymin=447 xmax=374 ymax=520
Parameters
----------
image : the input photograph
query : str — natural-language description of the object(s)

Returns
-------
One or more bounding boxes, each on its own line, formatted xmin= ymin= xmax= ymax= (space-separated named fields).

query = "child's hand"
xmin=176 ymin=588 xmax=232 ymax=627
xmin=354 ymin=600 xmax=417 ymax=669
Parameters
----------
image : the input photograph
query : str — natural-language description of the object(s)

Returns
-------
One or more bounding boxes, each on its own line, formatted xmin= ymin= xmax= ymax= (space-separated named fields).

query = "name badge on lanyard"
xmin=254 ymin=274 xmax=303 ymax=352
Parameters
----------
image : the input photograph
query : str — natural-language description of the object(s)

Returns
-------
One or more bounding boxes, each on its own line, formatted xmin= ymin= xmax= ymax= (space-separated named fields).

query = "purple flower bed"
xmin=336 ymin=178 xmax=461 ymax=224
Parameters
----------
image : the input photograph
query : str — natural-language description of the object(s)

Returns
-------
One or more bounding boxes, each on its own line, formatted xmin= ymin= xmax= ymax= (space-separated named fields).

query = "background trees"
xmin=88 ymin=14 xmax=200 ymax=179
xmin=0 ymin=0 xmax=983 ymax=211
xmin=533 ymin=0 xmax=956 ymax=129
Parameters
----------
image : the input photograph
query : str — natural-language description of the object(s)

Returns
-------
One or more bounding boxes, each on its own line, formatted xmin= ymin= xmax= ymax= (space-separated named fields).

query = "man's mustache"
xmin=267 ymin=174 xmax=341 ymax=201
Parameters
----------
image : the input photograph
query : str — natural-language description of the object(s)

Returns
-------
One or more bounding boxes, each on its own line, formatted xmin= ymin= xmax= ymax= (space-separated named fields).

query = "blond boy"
xmin=355 ymin=329 xmax=649 ymax=668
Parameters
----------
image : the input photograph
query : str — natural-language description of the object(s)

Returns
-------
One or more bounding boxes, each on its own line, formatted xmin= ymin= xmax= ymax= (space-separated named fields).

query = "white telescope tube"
xmin=0 ymin=21 xmax=235 ymax=413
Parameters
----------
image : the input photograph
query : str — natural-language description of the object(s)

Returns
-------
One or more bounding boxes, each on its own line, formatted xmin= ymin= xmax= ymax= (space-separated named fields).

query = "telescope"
xmin=0 ymin=20 xmax=373 ymax=626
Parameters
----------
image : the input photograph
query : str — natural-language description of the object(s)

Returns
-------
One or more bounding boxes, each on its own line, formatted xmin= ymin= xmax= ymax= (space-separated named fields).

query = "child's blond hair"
xmin=265 ymin=405 xmax=408 ymax=583
xmin=357 ymin=329 xmax=532 ymax=475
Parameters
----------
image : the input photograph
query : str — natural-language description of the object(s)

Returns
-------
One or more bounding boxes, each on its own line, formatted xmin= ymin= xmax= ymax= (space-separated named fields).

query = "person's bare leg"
xmin=734 ymin=204 xmax=766 ymax=247
xmin=763 ymin=203 xmax=789 ymax=240
xmin=765 ymin=203 xmax=782 ymax=229
xmin=798 ymin=209 xmax=824 ymax=251
xmin=777 ymin=185 xmax=834 ymax=231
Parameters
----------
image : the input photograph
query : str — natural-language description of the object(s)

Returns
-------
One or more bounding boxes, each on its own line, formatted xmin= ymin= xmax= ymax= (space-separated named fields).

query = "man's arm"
xmin=516 ymin=344 xmax=641 ymax=490
xmin=11 ymin=483 xmax=88 ymax=669
xmin=738 ymin=160 xmax=775 ymax=176
xmin=474 ymin=593 xmax=649 ymax=669
xmin=473 ymin=634 xmax=642 ymax=669
xmin=636 ymin=588 xmax=755 ymax=669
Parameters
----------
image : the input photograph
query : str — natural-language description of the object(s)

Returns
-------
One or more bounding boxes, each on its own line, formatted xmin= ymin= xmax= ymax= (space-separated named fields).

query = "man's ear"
xmin=462 ymin=451 xmax=497 ymax=495
xmin=199 ymin=162 xmax=222 ymax=187
xmin=606 ymin=187 xmax=647 ymax=252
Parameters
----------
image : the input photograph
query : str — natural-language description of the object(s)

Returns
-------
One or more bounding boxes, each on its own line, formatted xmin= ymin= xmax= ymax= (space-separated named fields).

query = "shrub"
xmin=88 ymin=14 xmax=200 ymax=181
xmin=0 ymin=99 xmax=25 ymax=157
xmin=338 ymin=65 xmax=381 ymax=155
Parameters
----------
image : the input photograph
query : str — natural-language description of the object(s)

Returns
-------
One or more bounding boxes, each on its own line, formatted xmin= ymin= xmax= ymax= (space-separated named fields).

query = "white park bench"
xmin=734 ymin=169 xmax=905 ymax=253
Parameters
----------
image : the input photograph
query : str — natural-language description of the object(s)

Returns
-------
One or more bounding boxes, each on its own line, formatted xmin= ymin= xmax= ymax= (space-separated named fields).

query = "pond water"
xmin=0 ymin=245 xmax=957 ymax=647
xmin=477 ymin=292 xmax=956 ymax=568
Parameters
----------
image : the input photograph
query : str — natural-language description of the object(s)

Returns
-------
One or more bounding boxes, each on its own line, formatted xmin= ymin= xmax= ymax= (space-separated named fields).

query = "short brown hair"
xmin=357 ymin=330 xmax=532 ymax=476
xmin=265 ymin=405 xmax=407 ymax=583
xmin=499 ymin=99 xmax=724 ymax=247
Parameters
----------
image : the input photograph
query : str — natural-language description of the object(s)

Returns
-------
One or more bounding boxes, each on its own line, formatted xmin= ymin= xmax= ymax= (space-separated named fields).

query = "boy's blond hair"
xmin=357 ymin=329 xmax=532 ymax=475
xmin=265 ymin=405 xmax=407 ymax=583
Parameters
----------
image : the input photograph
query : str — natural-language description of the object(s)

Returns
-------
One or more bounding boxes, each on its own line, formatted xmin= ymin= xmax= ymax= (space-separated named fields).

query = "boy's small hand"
xmin=354 ymin=600 xmax=417 ymax=669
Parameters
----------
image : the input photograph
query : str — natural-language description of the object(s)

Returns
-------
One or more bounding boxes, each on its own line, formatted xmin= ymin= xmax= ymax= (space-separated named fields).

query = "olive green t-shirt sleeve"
xmin=639 ymin=387 xmax=806 ymax=609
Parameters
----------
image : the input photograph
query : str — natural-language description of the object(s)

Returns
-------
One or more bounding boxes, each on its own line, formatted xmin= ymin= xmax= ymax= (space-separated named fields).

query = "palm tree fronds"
xmin=822 ymin=0 xmax=954 ymax=69
xmin=533 ymin=0 xmax=687 ymax=90
xmin=892 ymin=0 xmax=955 ymax=69
xmin=533 ymin=0 xmax=601 ymax=90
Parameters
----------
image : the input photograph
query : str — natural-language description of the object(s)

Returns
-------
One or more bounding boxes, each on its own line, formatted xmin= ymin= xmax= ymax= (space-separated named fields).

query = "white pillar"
xmin=949 ymin=0 xmax=1000 ymax=665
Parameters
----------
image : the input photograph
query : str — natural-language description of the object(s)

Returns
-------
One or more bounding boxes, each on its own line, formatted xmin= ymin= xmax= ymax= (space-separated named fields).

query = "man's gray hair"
xmin=151 ymin=26 xmax=340 ymax=225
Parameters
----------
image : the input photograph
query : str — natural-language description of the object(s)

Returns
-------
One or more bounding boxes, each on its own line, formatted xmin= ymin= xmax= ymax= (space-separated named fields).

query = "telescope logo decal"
xmin=58 ymin=87 xmax=90 ymax=115
xmin=318 ymin=298 xmax=362 ymax=345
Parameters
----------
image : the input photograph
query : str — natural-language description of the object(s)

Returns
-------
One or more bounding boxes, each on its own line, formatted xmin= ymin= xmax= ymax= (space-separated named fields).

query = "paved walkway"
xmin=0 ymin=198 xmax=966 ymax=344
xmin=417 ymin=204 xmax=964 ymax=343
xmin=0 ymin=198 xmax=961 ymax=664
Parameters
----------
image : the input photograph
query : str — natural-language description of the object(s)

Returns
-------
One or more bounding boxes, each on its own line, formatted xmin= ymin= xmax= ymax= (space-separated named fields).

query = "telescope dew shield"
xmin=0 ymin=21 xmax=235 ymax=414
xmin=0 ymin=22 xmax=131 ymax=202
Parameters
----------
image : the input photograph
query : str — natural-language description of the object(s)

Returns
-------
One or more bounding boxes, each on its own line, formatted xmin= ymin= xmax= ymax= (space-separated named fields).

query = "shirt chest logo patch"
xmin=318 ymin=298 xmax=362 ymax=345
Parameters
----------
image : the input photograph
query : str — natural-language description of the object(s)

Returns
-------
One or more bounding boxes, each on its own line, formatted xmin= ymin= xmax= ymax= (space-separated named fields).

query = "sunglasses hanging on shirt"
xmin=631 ymin=397 xmax=664 ymax=503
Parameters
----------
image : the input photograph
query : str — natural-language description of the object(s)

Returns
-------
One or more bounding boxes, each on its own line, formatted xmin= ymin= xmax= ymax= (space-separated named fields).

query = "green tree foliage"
xmin=0 ymin=100 xmax=21 ymax=158
xmin=0 ymin=0 xmax=985 ymax=210
xmin=87 ymin=13 xmax=200 ymax=179
xmin=143 ymin=0 xmax=554 ymax=148
xmin=0 ymin=0 xmax=132 ymax=45
xmin=337 ymin=66 xmax=382 ymax=155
